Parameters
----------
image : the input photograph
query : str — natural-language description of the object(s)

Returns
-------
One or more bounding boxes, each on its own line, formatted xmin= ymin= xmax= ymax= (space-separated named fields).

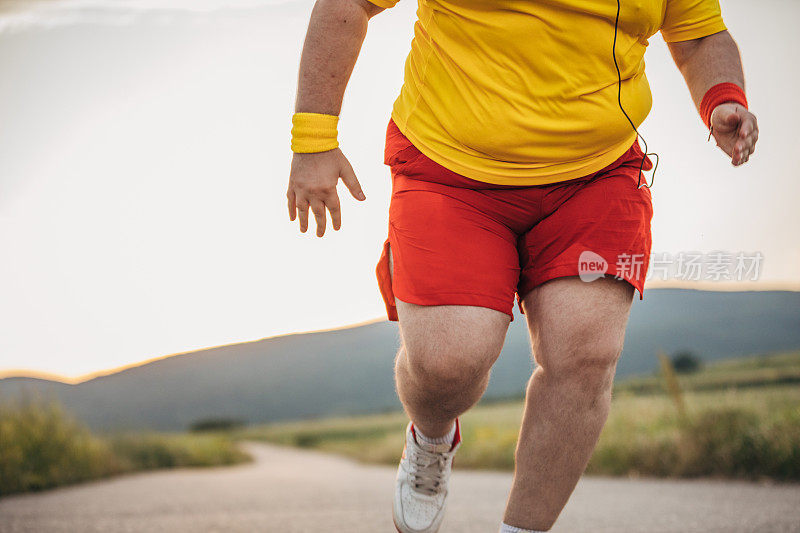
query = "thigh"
xmin=522 ymin=276 xmax=634 ymax=370
xmin=391 ymin=244 xmax=511 ymax=374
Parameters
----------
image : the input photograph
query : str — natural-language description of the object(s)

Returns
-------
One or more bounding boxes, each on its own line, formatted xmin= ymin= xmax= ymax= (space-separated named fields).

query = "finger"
xmin=340 ymin=159 xmax=366 ymax=201
xmin=311 ymin=200 xmax=327 ymax=237
xmin=732 ymin=140 xmax=748 ymax=163
xmin=741 ymin=115 xmax=758 ymax=160
xmin=745 ymin=135 xmax=756 ymax=156
xmin=731 ymin=143 xmax=744 ymax=166
xmin=326 ymin=193 xmax=342 ymax=231
xmin=739 ymin=118 xmax=751 ymax=138
xmin=739 ymin=114 xmax=757 ymax=139
xmin=734 ymin=127 xmax=757 ymax=160
xmin=297 ymin=198 xmax=310 ymax=233
xmin=287 ymin=188 xmax=297 ymax=221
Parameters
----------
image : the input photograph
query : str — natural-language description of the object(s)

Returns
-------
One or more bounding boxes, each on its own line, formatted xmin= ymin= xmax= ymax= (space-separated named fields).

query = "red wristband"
xmin=700 ymin=82 xmax=748 ymax=129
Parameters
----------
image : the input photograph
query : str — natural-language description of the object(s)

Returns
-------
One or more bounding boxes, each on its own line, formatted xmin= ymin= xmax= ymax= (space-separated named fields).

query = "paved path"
xmin=0 ymin=442 xmax=798 ymax=532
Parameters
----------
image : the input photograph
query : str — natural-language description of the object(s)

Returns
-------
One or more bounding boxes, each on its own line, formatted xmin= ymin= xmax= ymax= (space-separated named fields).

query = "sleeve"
xmin=365 ymin=0 xmax=400 ymax=8
xmin=660 ymin=0 xmax=728 ymax=43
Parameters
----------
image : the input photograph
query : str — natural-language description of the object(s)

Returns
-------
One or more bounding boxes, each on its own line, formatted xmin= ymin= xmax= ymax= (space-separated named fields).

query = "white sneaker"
xmin=393 ymin=419 xmax=461 ymax=533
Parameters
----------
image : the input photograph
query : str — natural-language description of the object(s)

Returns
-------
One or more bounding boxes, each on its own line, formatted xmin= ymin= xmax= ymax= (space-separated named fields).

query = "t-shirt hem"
xmin=390 ymin=109 xmax=638 ymax=186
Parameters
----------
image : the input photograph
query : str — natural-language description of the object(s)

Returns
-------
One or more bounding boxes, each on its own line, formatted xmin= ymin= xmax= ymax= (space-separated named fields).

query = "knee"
xmin=403 ymin=343 xmax=495 ymax=391
xmin=540 ymin=334 xmax=624 ymax=394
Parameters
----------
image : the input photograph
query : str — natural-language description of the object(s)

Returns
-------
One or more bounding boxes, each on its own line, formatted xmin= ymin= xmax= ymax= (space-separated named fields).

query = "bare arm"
xmin=668 ymin=30 xmax=758 ymax=166
xmin=295 ymin=0 xmax=384 ymax=114
xmin=288 ymin=0 xmax=385 ymax=237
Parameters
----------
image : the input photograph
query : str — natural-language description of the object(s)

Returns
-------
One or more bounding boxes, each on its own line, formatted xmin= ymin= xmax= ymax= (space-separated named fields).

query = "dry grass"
xmin=242 ymin=351 xmax=800 ymax=480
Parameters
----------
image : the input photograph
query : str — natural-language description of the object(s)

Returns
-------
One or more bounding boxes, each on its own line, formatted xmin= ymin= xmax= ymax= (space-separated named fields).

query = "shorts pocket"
xmin=375 ymin=237 xmax=398 ymax=321
xmin=386 ymin=145 xmax=423 ymax=169
xmin=384 ymin=118 xmax=423 ymax=167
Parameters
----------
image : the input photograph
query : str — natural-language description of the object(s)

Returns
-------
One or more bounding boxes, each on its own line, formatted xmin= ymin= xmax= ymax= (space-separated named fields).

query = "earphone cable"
xmin=612 ymin=0 xmax=659 ymax=189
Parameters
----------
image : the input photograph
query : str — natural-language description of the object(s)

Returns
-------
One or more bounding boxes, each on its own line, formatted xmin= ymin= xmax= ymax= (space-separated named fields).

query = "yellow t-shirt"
xmin=368 ymin=0 xmax=727 ymax=185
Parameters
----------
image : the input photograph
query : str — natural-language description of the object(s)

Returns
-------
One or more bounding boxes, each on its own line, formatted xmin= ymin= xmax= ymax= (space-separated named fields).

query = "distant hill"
xmin=1 ymin=289 xmax=799 ymax=431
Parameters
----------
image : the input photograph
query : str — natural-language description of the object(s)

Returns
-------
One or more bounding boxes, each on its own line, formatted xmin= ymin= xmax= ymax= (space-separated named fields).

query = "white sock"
xmin=499 ymin=522 xmax=545 ymax=533
xmin=414 ymin=422 xmax=456 ymax=447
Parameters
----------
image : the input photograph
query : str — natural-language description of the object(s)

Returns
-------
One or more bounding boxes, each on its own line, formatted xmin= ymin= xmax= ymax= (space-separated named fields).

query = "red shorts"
xmin=376 ymin=118 xmax=654 ymax=322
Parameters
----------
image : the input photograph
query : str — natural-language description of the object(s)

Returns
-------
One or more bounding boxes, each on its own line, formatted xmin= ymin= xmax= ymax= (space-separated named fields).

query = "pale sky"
xmin=0 ymin=0 xmax=798 ymax=379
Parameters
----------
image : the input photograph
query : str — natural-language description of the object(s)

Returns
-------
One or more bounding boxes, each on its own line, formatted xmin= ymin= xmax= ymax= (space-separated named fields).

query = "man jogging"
xmin=287 ymin=0 xmax=758 ymax=531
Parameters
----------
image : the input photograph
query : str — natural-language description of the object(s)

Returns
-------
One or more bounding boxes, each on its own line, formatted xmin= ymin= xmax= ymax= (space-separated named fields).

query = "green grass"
xmin=590 ymin=384 xmax=800 ymax=479
xmin=0 ymin=399 xmax=251 ymax=497
xmin=241 ymin=351 xmax=800 ymax=480
xmin=0 ymin=400 xmax=121 ymax=495
xmin=617 ymin=350 xmax=800 ymax=394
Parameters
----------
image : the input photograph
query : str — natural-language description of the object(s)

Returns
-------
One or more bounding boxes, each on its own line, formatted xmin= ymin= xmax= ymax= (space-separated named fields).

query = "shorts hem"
xmin=517 ymin=263 xmax=646 ymax=314
xmin=392 ymin=288 xmax=515 ymax=321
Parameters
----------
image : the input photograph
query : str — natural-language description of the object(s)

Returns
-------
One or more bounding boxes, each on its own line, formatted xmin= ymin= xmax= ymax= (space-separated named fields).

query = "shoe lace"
xmin=409 ymin=448 xmax=448 ymax=496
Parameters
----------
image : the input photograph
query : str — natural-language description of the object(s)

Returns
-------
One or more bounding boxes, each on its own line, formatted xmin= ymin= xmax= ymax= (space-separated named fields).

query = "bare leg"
xmin=390 ymin=247 xmax=510 ymax=438
xmin=502 ymin=276 xmax=634 ymax=530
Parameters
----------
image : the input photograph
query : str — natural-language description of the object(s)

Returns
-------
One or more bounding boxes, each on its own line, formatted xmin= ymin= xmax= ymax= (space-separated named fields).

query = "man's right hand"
xmin=287 ymin=148 xmax=366 ymax=237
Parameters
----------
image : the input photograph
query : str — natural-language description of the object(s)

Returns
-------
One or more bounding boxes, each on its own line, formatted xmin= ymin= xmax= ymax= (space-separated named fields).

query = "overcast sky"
xmin=0 ymin=0 xmax=797 ymax=379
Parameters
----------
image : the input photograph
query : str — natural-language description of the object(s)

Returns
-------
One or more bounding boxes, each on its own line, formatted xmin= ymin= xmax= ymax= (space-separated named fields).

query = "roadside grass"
xmin=0 ymin=400 xmax=250 ymax=497
xmin=108 ymin=432 xmax=250 ymax=471
xmin=2 ymin=351 xmax=796 ymax=496
xmin=616 ymin=350 xmax=800 ymax=394
xmin=590 ymin=384 xmax=800 ymax=479
xmin=241 ymin=351 xmax=800 ymax=481
xmin=0 ymin=401 xmax=120 ymax=496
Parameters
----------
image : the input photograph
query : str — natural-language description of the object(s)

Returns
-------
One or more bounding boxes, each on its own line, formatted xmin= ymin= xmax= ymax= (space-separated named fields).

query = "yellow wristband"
xmin=291 ymin=112 xmax=339 ymax=153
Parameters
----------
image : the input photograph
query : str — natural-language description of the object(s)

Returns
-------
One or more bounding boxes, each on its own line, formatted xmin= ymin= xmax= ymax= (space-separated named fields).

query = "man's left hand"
xmin=710 ymin=103 xmax=759 ymax=166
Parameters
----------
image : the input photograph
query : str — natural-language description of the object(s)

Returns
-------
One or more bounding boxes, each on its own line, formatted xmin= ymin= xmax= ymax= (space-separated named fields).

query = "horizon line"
xmin=0 ymin=315 xmax=387 ymax=385
xmin=1 ymin=282 xmax=798 ymax=384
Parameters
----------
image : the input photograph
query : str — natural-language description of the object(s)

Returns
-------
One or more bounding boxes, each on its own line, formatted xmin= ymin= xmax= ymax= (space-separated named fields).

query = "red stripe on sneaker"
xmin=450 ymin=417 xmax=461 ymax=451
